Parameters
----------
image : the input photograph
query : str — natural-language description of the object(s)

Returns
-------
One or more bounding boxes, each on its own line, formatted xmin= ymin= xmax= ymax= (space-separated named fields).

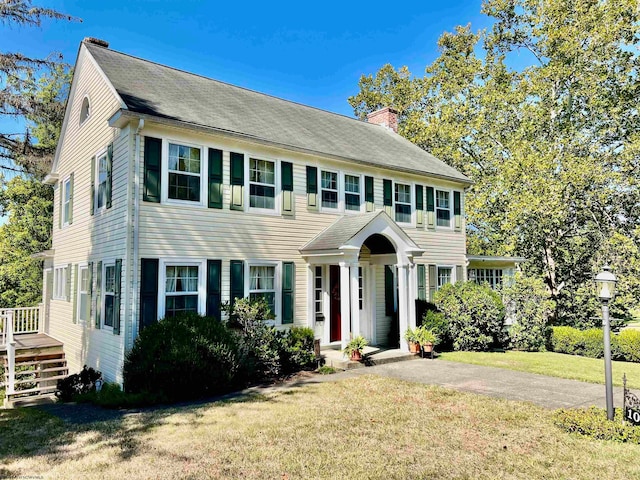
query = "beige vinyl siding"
xmin=134 ymin=124 xmax=467 ymax=337
xmin=48 ymin=45 xmax=129 ymax=383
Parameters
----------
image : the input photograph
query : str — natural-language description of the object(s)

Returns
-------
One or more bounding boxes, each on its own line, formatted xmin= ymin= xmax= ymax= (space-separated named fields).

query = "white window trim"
xmin=314 ymin=265 xmax=324 ymax=318
xmin=53 ymin=265 xmax=67 ymax=301
xmin=161 ymin=138 xmax=207 ymax=207
xmin=245 ymin=260 xmax=281 ymax=325
xmin=435 ymin=188 xmax=454 ymax=230
xmin=61 ymin=176 xmax=72 ymax=227
xmin=94 ymin=148 xmax=108 ymax=214
xmin=77 ymin=263 xmax=89 ymax=324
xmin=157 ymin=258 xmax=207 ymax=320
xmin=245 ymin=154 xmax=281 ymax=215
xmin=343 ymin=171 xmax=364 ymax=213
xmin=101 ymin=260 xmax=116 ymax=331
xmin=436 ymin=265 xmax=456 ymax=290
xmin=79 ymin=94 xmax=91 ymax=127
xmin=393 ymin=180 xmax=414 ymax=227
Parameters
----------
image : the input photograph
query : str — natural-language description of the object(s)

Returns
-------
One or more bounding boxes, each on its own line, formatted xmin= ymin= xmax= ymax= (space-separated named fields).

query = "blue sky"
xmin=4 ymin=0 xmax=496 ymax=119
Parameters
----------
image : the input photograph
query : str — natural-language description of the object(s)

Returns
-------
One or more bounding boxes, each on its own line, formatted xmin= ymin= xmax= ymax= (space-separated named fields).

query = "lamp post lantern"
xmin=595 ymin=265 xmax=617 ymax=421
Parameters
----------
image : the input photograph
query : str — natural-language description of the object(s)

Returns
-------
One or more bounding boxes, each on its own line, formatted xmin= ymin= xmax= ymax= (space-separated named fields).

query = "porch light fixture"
xmin=595 ymin=265 xmax=617 ymax=421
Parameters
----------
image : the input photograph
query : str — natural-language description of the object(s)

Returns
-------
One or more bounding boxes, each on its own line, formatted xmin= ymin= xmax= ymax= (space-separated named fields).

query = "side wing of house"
xmin=45 ymin=43 xmax=131 ymax=382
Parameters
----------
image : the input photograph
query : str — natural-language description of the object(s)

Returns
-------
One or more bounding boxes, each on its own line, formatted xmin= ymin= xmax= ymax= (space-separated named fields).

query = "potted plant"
xmin=344 ymin=335 xmax=368 ymax=361
xmin=415 ymin=326 xmax=438 ymax=356
xmin=404 ymin=328 xmax=421 ymax=354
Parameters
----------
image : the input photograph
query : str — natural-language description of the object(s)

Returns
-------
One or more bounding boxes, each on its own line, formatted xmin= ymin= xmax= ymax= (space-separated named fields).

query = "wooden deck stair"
xmin=1 ymin=335 xmax=67 ymax=407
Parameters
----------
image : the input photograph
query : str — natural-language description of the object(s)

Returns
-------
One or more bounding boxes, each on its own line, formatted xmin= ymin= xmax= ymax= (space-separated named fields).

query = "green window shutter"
xmin=383 ymin=179 xmax=393 ymax=217
xmin=417 ymin=264 xmax=426 ymax=301
xmin=96 ymin=261 xmax=102 ymax=328
xmin=282 ymin=261 xmax=294 ymax=324
xmin=281 ymin=161 xmax=294 ymax=216
xmin=230 ymin=152 xmax=244 ymax=210
xmin=66 ymin=263 xmax=72 ymax=302
xmin=454 ymin=191 xmax=462 ymax=232
xmin=113 ymin=259 xmax=122 ymax=335
xmin=106 ymin=143 xmax=113 ymax=209
xmin=428 ymin=264 xmax=437 ymax=302
xmin=426 ymin=187 xmax=435 ymax=230
xmin=68 ymin=173 xmax=74 ymax=225
xmin=206 ymin=259 xmax=222 ymax=320
xmin=456 ymin=265 xmax=464 ymax=283
xmin=306 ymin=166 xmax=318 ymax=210
xmin=87 ymin=261 xmax=93 ymax=322
xmin=416 ymin=185 xmax=424 ymax=227
xmin=230 ymin=260 xmax=245 ymax=309
xmin=90 ymin=156 xmax=96 ymax=216
xmin=139 ymin=258 xmax=159 ymax=331
xmin=208 ymin=148 xmax=223 ymax=209
xmin=143 ymin=136 xmax=162 ymax=203
xmin=72 ymin=264 xmax=78 ymax=323
xmin=365 ymin=176 xmax=374 ymax=212
xmin=384 ymin=265 xmax=394 ymax=316
xmin=58 ymin=183 xmax=62 ymax=229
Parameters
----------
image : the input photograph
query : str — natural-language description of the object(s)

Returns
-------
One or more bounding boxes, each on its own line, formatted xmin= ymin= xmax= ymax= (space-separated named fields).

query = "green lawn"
xmin=1 ymin=376 xmax=640 ymax=479
xmin=440 ymin=350 xmax=640 ymax=389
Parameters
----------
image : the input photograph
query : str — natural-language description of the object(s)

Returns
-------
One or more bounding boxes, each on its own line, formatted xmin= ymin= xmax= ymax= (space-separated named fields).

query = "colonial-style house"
xmin=1 ymin=37 xmax=518 ymax=395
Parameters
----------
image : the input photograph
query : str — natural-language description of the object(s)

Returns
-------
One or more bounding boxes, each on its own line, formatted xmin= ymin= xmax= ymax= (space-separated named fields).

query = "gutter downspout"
xmin=131 ymin=119 xmax=144 ymax=346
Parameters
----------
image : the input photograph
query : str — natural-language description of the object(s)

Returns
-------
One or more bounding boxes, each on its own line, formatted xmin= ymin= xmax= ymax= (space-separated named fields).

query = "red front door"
xmin=330 ymin=265 xmax=341 ymax=342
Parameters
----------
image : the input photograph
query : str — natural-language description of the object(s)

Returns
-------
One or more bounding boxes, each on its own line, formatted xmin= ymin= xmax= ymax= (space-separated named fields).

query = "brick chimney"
xmin=83 ymin=37 xmax=109 ymax=48
xmin=367 ymin=107 xmax=398 ymax=133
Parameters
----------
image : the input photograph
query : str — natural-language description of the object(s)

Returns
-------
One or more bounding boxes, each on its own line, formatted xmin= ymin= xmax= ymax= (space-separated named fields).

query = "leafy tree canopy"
xmin=349 ymin=0 xmax=640 ymax=323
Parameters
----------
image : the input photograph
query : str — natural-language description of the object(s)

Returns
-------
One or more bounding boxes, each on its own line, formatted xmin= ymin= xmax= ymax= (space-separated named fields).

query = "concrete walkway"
xmin=332 ymin=358 xmax=625 ymax=410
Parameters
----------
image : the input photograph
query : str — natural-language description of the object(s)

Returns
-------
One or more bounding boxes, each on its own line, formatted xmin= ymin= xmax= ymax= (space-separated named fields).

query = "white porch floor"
xmin=320 ymin=345 xmax=420 ymax=370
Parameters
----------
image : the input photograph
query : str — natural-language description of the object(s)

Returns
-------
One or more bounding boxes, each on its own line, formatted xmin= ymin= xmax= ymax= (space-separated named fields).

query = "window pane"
xmin=250 ymin=292 xmax=275 ymax=315
xmin=395 ymin=184 xmax=410 ymax=204
xmin=169 ymin=173 xmax=200 ymax=201
xmin=345 ymin=193 xmax=360 ymax=211
xmin=250 ymin=159 xmax=275 ymax=185
xmin=438 ymin=268 xmax=452 ymax=288
xmin=165 ymin=294 xmax=198 ymax=317
xmin=249 ymin=184 xmax=275 ymax=209
xmin=105 ymin=295 xmax=114 ymax=327
xmin=437 ymin=209 xmax=451 ymax=227
xmin=436 ymin=191 xmax=449 ymax=208
xmin=105 ymin=266 xmax=115 ymax=293
xmin=166 ymin=265 xmax=198 ymax=293
xmin=345 ymin=175 xmax=359 ymax=193
xmin=321 ymin=171 xmax=337 ymax=190
xmin=169 ymin=143 xmax=200 ymax=174
xmin=396 ymin=203 xmax=411 ymax=223
xmin=321 ymin=190 xmax=338 ymax=208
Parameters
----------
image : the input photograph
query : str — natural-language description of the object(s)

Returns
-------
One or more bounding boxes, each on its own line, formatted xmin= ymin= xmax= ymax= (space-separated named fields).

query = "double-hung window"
xmin=470 ymin=268 xmax=503 ymax=289
xmin=436 ymin=190 xmax=451 ymax=227
xmin=96 ymin=152 xmax=108 ymax=211
xmin=249 ymin=158 xmax=276 ymax=209
xmin=395 ymin=183 xmax=412 ymax=223
xmin=62 ymin=177 xmax=72 ymax=225
xmin=103 ymin=263 xmax=116 ymax=328
xmin=168 ymin=143 xmax=201 ymax=202
xmin=321 ymin=170 xmax=338 ymax=209
xmin=249 ymin=265 xmax=276 ymax=316
xmin=344 ymin=174 xmax=361 ymax=211
xmin=53 ymin=266 xmax=67 ymax=300
xmin=164 ymin=265 xmax=199 ymax=317
xmin=77 ymin=265 xmax=89 ymax=322
xmin=437 ymin=266 xmax=453 ymax=289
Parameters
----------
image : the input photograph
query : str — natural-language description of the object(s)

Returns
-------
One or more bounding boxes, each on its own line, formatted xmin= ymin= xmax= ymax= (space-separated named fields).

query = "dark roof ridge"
xmin=84 ymin=42 xmax=381 ymax=128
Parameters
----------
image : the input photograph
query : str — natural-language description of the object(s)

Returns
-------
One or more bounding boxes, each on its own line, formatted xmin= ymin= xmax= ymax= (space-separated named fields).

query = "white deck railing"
xmin=0 ymin=305 xmax=42 ymax=346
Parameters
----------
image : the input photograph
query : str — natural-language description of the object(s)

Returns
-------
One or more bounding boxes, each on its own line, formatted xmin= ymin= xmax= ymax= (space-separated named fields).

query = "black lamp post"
xmin=595 ymin=265 xmax=617 ymax=421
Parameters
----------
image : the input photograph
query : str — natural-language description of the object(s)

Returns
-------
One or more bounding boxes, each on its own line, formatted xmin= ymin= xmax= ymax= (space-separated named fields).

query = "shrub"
xmin=549 ymin=326 xmax=581 ymax=355
xmin=582 ymin=328 xmax=604 ymax=358
xmin=317 ymin=366 xmax=337 ymax=375
xmin=279 ymin=327 xmax=316 ymax=374
xmin=553 ymin=407 xmax=640 ymax=444
xmin=123 ymin=312 xmax=242 ymax=401
xmin=434 ymin=282 xmax=505 ymax=351
xmin=76 ymin=382 xmax=159 ymax=409
xmin=56 ymin=366 xmax=102 ymax=402
xmin=422 ymin=310 xmax=449 ymax=344
xmin=616 ymin=329 xmax=640 ymax=363
xmin=501 ymin=273 xmax=554 ymax=352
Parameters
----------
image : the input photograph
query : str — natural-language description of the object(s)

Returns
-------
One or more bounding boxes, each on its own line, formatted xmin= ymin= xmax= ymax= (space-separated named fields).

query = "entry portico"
xmin=300 ymin=211 xmax=424 ymax=352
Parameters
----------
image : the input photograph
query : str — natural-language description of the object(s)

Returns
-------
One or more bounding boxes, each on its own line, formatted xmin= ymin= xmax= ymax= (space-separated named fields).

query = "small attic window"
xmin=80 ymin=96 xmax=90 ymax=125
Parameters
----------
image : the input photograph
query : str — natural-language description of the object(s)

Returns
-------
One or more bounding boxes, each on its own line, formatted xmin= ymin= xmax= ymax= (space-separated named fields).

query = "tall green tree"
xmin=349 ymin=0 xmax=640 ymax=324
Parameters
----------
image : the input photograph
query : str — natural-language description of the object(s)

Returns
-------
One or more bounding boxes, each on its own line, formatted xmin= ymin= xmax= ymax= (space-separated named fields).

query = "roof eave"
xmin=108 ymin=109 xmax=473 ymax=186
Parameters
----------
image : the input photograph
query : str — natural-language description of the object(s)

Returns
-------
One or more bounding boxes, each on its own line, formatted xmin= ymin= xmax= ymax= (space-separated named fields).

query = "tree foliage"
xmin=349 ymin=0 xmax=640 ymax=324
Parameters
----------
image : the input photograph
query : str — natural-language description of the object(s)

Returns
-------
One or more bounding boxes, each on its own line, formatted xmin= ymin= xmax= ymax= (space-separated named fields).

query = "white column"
xmin=369 ymin=265 xmax=377 ymax=345
xmin=397 ymin=264 xmax=409 ymax=352
xmin=350 ymin=263 xmax=360 ymax=338
xmin=6 ymin=310 xmax=15 ymax=396
xmin=408 ymin=263 xmax=417 ymax=330
xmin=339 ymin=262 xmax=351 ymax=350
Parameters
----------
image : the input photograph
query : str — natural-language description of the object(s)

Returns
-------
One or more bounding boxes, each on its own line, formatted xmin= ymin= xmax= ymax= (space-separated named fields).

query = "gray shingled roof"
xmin=85 ymin=42 xmax=470 ymax=183
xmin=301 ymin=211 xmax=385 ymax=252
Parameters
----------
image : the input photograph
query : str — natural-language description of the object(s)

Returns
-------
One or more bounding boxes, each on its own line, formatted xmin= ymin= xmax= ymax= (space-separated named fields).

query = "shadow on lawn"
xmin=0 ymin=373 xmax=337 ymax=467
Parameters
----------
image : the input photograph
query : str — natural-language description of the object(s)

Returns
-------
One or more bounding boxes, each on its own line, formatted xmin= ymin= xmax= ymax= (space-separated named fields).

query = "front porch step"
xmin=321 ymin=346 xmax=421 ymax=370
